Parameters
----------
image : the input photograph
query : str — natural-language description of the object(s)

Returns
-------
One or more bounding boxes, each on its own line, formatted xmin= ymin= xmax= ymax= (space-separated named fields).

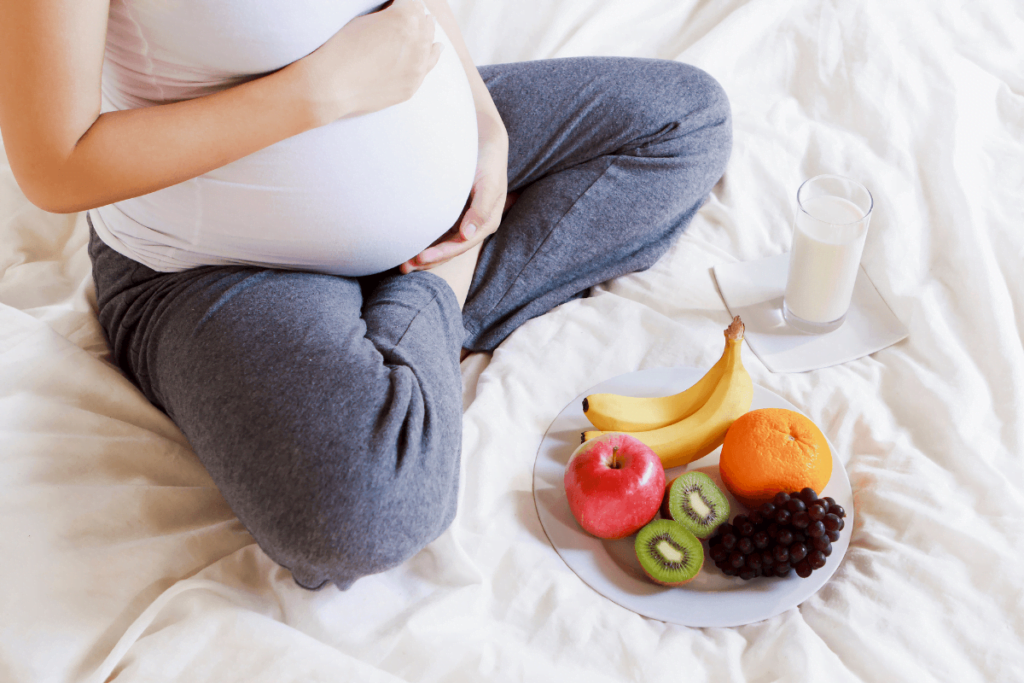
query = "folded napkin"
xmin=712 ymin=253 xmax=908 ymax=373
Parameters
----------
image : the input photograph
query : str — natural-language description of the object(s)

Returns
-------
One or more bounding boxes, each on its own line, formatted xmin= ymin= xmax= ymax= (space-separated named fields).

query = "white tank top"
xmin=90 ymin=0 xmax=478 ymax=276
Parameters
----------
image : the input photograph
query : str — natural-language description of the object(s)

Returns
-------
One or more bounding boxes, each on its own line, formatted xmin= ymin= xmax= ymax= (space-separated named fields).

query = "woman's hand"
xmin=291 ymin=0 xmax=443 ymax=126
xmin=400 ymin=111 xmax=515 ymax=273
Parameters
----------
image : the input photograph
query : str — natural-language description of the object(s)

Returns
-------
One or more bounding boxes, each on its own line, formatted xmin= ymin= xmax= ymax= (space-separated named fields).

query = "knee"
xmin=673 ymin=63 xmax=733 ymax=176
xmin=617 ymin=60 xmax=732 ymax=185
xmin=264 ymin=436 xmax=462 ymax=591
xmin=684 ymin=64 xmax=731 ymax=127
xmin=635 ymin=62 xmax=732 ymax=206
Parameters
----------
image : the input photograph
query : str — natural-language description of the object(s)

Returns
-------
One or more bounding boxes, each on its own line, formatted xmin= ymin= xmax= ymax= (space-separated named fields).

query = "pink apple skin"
xmin=563 ymin=432 xmax=666 ymax=540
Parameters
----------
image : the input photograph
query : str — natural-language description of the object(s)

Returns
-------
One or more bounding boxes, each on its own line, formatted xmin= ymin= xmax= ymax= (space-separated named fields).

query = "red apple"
xmin=563 ymin=432 xmax=666 ymax=539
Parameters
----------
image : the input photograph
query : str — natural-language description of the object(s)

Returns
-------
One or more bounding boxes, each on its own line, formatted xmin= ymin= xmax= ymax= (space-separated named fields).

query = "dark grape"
xmin=715 ymin=559 xmax=729 ymax=571
xmin=740 ymin=570 xmax=755 ymax=581
xmin=774 ymin=563 xmax=792 ymax=578
xmin=773 ymin=545 xmax=789 ymax=564
xmin=822 ymin=496 xmax=837 ymax=511
xmin=722 ymin=565 xmax=738 ymax=576
xmin=746 ymin=553 xmax=762 ymax=570
xmin=737 ymin=520 xmax=755 ymax=537
xmin=808 ymin=550 xmax=827 ymax=570
xmin=812 ymin=535 xmax=832 ymax=553
xmin=807 ymin=520 xmax=826 ymax=538
xmin=766 ymin=523 xmax=780 ymax=539
xmin=807 ymin=502 xmax=827 ymax=521
xmin=710 ymin=544 xmax=729 ymax=562
xmin=789 ymin=542 xmax=808 ymax=563
xmin=786 ymin=498 xmax=807 ymax=514
xmin=729 ymin=552 xmax=745 ymax=569
xmin=762 ymin=563 xmax=775 ymax=578
xmin=831 ymin=504 xmax=846 ymax=519
xmin=793 ymin=531 xmax=807 ymax=544
xmin=738 ymin=537 xmax=754 ymax=555
xmin=775 ymin=509 xmax=792 ymax=525
xmin=733 ymin=514 xmax=749 ymax=529
xmin=794 ymin=561 xmax=813 ymax=578
xmin=799 ymin=487 xmax=819 ymax=503
xmin=777 ymin=528 xmax=794 ymax=546
xmin=774 ymin=492 xmax=791 ymax=506
xmin=827 ymin=529 xmax=841 ymax=543
xmin=718 ymin=523 xmax=735 ymax=538
xmin=753 ymin=531 xmax=770 ymax=550
xmin=759 ymin=502 xmax=777 ymax=518
xmin=761 ymin=550 xmax=775 ymax=567
xmin=748 ymin=510 xmax=763 ymax=526
xmin=792 ymin=511 xmax=810 ymax=529
xmin=721 ymin=533 xmax=737 ymax=550
xmin=823 ymin=513 xmax=841 ymax=531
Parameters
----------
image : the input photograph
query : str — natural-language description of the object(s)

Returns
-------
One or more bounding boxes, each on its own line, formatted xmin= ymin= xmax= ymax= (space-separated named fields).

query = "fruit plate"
xmin=532 ymin=367 xmax=854 ymax=628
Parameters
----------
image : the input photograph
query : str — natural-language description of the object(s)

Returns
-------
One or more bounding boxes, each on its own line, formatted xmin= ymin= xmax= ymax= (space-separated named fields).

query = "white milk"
xmin=784 ymin=195 xmax=869 ymax=323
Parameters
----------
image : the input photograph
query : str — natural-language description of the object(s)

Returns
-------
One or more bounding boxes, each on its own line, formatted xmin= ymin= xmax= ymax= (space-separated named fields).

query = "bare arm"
xmin=402 ymin=0 xmax=510 ymax=273
xmin=0 ymin=0 xmax=441 ymax=215
xmin=421 ymin=0 xmax=502 ymax=128
xmin=0 ymin=0 xmax=318 ymax=214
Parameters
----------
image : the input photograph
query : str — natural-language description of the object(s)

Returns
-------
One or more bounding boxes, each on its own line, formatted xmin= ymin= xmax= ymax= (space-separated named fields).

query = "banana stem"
xmin=725 ymin=316 xmax=745 ymax=341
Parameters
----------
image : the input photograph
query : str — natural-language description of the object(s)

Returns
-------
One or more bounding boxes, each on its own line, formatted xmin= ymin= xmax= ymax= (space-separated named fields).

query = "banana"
xmin=583 ymin=336 xmax=731 ymax=432
xmin=582 ymin=316 xmax=753 ymax=469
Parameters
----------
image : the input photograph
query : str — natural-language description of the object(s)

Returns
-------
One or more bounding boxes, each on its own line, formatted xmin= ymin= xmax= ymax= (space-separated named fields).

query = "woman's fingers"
xmin=442 ymin=141 xmax=509 ymax=244
xmin=399 ymin=190 xmax=519 ymax=274
xmin=401 ymin=110 xmax=511 ymax=274
xmin=459 ymin=171 xmax=505 ymax=242
xmin=401 ymin=234 xmax=478 ymax=273
xmin=409 ymin=191 xmax=499 ymax=268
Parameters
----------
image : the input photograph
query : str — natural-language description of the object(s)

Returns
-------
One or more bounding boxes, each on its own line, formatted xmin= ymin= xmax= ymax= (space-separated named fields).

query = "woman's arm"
xmin=0 ymin=0 xmax=441 ymax=215
xmin=0 ymin=0 xmax=314 ymax=214
xmin=421 ymin=0 xmax=502 ymax=131
xmin=403 ymin=0 xmax=511 ymax=272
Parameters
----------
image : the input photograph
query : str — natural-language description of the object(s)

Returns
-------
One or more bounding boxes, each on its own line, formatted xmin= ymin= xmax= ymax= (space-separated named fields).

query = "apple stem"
xmin=610 ymin=446 xmax=621 ymax=469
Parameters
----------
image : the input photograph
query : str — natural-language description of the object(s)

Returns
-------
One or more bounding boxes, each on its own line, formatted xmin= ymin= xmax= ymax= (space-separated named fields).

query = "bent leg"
xmin=463 ymin=57 xmax=732 ymax=351
xmin=89 ymin=222 xmax=465 ymax=590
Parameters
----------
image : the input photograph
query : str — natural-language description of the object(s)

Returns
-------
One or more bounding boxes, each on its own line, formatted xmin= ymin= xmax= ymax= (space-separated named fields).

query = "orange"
xmin=719 ymin=408 xmax=832 ymax=509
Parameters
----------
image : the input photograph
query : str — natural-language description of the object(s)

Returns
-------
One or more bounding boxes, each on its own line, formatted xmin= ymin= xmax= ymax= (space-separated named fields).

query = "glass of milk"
xmin=782 ymin=175 xmax=874 ymax=334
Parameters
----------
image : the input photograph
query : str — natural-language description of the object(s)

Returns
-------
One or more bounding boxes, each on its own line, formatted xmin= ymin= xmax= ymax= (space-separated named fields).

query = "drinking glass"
xmin=782 ymin=175 xmax=874 ymax=334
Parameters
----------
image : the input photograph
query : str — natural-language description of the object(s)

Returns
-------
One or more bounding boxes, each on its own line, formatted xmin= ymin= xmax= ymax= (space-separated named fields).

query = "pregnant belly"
xmin=120 ymin=21 xmax=478 ymax=277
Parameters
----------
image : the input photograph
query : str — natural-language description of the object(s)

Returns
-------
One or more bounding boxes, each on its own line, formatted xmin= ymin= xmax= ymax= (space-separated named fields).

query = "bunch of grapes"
xmin=708 ymin=488 xmax=846 ymax=580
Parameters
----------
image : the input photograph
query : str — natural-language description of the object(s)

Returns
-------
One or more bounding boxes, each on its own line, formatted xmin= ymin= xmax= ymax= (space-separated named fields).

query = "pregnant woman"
xmin=0 ymin=0 xmax=731 ymax=589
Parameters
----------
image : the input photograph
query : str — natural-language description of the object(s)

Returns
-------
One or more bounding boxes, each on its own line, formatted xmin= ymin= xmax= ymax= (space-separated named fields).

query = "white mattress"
xmin=1 ymin=0 xmax=1022 ymax=681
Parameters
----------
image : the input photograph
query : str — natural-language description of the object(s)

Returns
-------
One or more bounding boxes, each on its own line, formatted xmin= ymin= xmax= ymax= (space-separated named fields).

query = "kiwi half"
xmin=635 ymin=519 xmax=704 ymax=586
xmin=663 ymin=471 xmax=730 ymax=539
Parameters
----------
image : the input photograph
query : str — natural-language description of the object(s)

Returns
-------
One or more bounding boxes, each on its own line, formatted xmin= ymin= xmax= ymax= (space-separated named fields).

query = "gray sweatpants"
xmin=88 ymin=57 xmax=732 ymax=590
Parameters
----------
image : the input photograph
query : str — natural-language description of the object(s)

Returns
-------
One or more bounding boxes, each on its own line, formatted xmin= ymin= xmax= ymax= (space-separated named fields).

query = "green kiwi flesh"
xmin=635 ymin=519 xmax=704 ymax=586
xmin=665 ymin=471 xmax=730 ymax=539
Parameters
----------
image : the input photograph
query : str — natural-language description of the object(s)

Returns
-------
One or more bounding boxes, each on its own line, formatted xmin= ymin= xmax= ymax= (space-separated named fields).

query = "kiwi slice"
xmin=664 ymin=471 xmax=730 ymax=539
xmin=635 ymin=519 xmax=704 ymax=586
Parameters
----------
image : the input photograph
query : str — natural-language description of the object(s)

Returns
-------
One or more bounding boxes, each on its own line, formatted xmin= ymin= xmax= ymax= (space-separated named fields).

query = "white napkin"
xmin=712 ymin=253 xmax=908 ymax=373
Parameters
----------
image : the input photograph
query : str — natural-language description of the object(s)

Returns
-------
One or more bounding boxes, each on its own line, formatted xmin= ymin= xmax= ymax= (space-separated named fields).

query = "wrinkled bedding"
xmin=1 ymin=0 xmax=1022 ymax=681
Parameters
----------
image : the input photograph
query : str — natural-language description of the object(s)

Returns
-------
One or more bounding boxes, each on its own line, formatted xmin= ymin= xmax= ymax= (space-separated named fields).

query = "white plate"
xmin=532 ymin=367 xmax=854 ymax=628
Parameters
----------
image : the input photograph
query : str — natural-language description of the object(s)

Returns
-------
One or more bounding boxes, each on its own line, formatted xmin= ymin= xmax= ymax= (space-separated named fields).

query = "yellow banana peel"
xmin=582 ymin=316 xmax=753 ymax=469
xmin=583 ymin=354 xmax=726 ymax=432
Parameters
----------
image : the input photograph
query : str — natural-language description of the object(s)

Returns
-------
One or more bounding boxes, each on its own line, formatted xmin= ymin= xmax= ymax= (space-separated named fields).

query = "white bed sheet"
xmin=2 ymin=0 xmax=1023 ymax=681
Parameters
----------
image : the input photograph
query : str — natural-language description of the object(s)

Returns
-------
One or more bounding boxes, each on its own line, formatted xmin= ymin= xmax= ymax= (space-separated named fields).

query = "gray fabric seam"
xmin=466 ymin=155 xmax=618 ymax=336
xmin=391 ymin=284 xmax=444 ymax=352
